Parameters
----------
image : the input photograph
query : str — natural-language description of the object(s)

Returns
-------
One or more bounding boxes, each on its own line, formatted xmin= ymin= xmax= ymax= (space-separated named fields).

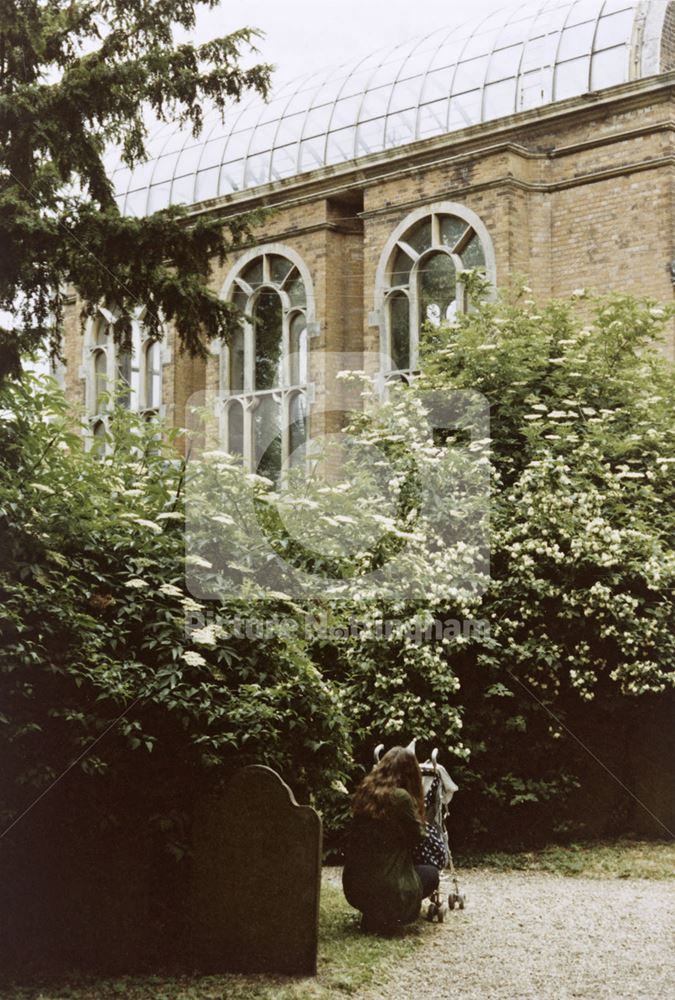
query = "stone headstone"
xmin=190 ymin=765 xmax=322 ymax=975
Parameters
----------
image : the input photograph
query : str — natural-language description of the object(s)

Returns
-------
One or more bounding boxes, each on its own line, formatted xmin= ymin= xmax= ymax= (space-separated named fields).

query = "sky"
xmin=182 ymin=0 xmax=509 ymax=84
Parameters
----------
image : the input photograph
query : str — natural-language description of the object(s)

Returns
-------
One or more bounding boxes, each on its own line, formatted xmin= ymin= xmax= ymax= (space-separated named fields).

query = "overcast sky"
xmin=183 ymin=0 xmax=509 ymax=84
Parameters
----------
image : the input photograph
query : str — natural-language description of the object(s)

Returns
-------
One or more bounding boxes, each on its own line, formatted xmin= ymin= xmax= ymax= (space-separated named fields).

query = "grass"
xmin=457 ymin=838 xmax=675 ymax=880
xmin=2 ymin=883 xmax=427 ymax=1000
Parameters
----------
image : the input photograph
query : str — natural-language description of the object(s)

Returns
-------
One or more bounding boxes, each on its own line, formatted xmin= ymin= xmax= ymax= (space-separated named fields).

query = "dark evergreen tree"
xmin=0 ymin=0 xmax=271 ymax=379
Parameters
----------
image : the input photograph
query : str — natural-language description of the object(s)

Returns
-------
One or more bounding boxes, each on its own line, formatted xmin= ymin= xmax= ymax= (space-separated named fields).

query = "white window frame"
xmin=82 ymin=304 xmax=168 ymax=452
xmin=217 ymin=244 xmax=317 ymax=476
xmin=372 ymin=202 xmax=496 ymax=385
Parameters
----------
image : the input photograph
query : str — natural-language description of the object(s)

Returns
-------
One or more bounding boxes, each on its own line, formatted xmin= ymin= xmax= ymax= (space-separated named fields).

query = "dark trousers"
xmin=415 ymin=863 xmax=440 ymax=899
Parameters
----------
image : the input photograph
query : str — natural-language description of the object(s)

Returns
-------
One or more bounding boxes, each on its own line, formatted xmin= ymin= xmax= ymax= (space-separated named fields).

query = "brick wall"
xmin=61 ymin=75 xmax=675 ymax=438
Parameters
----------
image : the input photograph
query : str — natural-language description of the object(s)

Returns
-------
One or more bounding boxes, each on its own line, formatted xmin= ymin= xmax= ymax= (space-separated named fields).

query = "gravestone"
xmin=190 ymin=765 xmax=322 ymax=975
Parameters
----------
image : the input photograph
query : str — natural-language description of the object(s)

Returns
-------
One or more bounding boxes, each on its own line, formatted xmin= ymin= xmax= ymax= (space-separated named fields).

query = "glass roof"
xmin=109 ymin=0 xmax=663 ymax=216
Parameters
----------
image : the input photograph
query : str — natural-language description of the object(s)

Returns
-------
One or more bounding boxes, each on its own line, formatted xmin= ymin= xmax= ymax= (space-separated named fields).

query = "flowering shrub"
xmin=0 ymin=375 xmax=350 ymax=856
xmin=316 ymin=284 xmax=675 ymax=845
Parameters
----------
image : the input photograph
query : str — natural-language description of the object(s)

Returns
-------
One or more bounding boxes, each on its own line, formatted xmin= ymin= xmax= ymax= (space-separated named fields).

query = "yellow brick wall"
xmin=61 ymin=78 xmax=675 ymax=442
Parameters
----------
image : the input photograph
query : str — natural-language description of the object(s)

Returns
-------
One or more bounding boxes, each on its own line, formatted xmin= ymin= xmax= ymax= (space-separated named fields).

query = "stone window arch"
xmin=218 ymin=245 xmax=315 ymax=479
xmin=374 ymin=202 xmax=496 ymax=382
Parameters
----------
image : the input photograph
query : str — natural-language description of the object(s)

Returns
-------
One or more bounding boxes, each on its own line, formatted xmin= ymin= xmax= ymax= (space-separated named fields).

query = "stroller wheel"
xmin=458 ymin=895 xmax=466 ymax=910
xmin=448 ymin=895 xmax=456 ymax=910
xmin=426 ymin=902 xmax=438 ymax=922
xmin=437 ymin=904 xmax=447 ymax=923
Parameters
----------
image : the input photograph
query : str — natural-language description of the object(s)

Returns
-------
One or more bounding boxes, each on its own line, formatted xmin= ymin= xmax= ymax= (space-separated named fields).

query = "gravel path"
xmin=333 ymin=869 xmax=675 ymax=1000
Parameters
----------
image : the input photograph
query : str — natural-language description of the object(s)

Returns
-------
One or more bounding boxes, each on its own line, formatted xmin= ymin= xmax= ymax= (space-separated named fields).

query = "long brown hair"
xmin=352 ymin=746 xmax=425 ymax=822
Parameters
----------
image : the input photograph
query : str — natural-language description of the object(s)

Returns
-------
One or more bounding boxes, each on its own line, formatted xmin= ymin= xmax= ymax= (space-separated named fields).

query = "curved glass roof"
xmin=109 ymin=0 xmax=666 ymax=216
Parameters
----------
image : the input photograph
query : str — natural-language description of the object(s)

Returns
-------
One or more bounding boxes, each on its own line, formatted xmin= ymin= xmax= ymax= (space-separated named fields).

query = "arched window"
xmin=220 ymin=248 xmax=313 ymax=479
xmin=86 ymin=306 xmax=164 ymax=453
xmin=376 ymin=204 xmax=494 ymax=381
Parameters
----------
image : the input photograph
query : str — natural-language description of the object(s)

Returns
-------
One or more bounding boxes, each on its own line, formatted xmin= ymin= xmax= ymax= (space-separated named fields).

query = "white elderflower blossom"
xmin=186 ymin=554 xmax=212 ymax=568
xmin=159 ymin=583 xmax=183 ymax=598
xmin=182 ymin=650 xmax=207 ymax=667
xmin=134 ymin=518 xmax=162 ymax=534
xmin=125 ymin=578 xmax=148 ymax=589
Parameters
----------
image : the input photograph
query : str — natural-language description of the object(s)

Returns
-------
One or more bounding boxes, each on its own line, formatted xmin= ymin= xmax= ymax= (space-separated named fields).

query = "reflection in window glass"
xmin=227 ymin=401 xmax=244 ymax=457
xmin=461 ymin=233 xmax=486 ymax=269
xmin=391 ymin=246 xmax=414 ymax=285
xmin=254 ymin=290 xmax=283 ymax=390
xmin=406 ymin=218 xmax=432 ymax=255
xmin=94 ymin=350 xmax=107 ymax=411
xmin=254 ymin=395 xmax=282 ymax=481
xmin=418 ymin=252 xmax=456 ymax=329
xmin=116 ymin=350 xmax=132 ymax=409
xmin=145 ymin=340 xmax=161 ymax=410
xmin=389 ymin=291 xmax=410 ymax=371
xmin=270 ymin=254 xmax=293 ymax=285
xmin=286 ymin=273 xmax=306 ymax=307
xmin=242 ymin=258 xmax=264 ymax=289
xmin=289 ymin=393 xmax=308 ymax=468
xmin=289 ymin=314 xmax=308 ymax=384
xmin=440 ymin=216 xmax=468 ymax=250
xmin=230 ymin=328 xmax=245 ymax=391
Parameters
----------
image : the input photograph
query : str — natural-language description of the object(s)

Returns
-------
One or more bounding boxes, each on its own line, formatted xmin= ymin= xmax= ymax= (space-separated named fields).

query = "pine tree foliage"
xmin=0 ymin=0 xmax=272 ymax=379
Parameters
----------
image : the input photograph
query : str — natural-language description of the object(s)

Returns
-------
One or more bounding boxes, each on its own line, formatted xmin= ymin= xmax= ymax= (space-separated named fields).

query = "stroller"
xmin=374 ymin=739 xmax=466 ymax=923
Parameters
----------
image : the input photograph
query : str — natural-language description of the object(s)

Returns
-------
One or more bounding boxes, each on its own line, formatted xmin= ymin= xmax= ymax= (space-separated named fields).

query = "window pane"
xmin=289 ymin=393 xmax=308 ymax=468
xmin=254 ymin=394 xmax=282 ymax=481
xmin=229 ymin=327 xmax=245 ymax=392
xmin=391 ymin=245 xmax=414 ymax=286
xmin=461 ymin=233 xmax=486 ymax=268
xmin=454 ymin=55 xmax=489 ymax=92
xmin=285 ymin=273 xmax=306 ymax=307
xmin=484 ymin=78 xmax=517 ymax=119
xmin=242 ymin=258 xmax=264 ymax=289
xmin=418 ymin=252 xmax=456 ymax=329
xmin=289 ymin=313 xmax=308 ymax=385
xmin=325 ymin=126 xmax=356 ymax=165
xmin=388 ymin=291 xmax=410 ymax=371
xmin=254 ymin=290 xmax=283 ymax=390
xmin=448 ymin=89 xmax=482 ymax=129
xmin=554 ymin=57 xmax=590 ymax=100
xmin=116 ymin=351 xmax=132 ymax=409
xmin=594 ymin=9 xmax=633 ymax=49
xmin=227 ymin=401 xmax=244 ymax=457
xmin=590 ymin=46 xmax=627 ymax=90
xmin=406 ymin=218 xmax=432 ymax=255
xmin=440 ymin=215 xmax=469 ymax=250
xmin=95 ymin=321 xmax=109 ymax=346
xmin=558 ymin=21 xmax=596 ymax=61
xmin=94 ymin=350 xmax=107 ymax=411
xmin=145 ymin=341 xmax=161 ymax=410
xmin=270 ymin=254 xmax=293 ymax=285
xmin=92 ymin=420 xmax=106 ymax=457
xmin=417 ymin=99 xmax=447 ymax=139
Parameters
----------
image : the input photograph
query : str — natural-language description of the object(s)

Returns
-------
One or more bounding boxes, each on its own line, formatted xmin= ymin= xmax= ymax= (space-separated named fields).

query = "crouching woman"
xmin=342 ymin=746 xmax=439 ymax=933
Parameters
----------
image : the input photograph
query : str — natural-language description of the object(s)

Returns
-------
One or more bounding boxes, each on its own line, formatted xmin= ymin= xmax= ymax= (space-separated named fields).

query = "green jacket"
xmin=342 ymin=787 xmax=426 ymax=924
